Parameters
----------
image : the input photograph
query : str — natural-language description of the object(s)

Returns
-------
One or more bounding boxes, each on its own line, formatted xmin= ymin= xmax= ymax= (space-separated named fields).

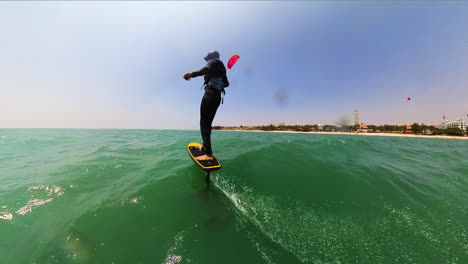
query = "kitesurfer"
xmin=183 ymin=50 xmax=229 ymax=161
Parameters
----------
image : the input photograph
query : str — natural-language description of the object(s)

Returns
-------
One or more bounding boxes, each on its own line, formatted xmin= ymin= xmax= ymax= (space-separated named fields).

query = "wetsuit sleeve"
xmin=191 ymin=66 xmax=208 ymax=78
xmin=191 ymin=61 xmax=215 ymax=77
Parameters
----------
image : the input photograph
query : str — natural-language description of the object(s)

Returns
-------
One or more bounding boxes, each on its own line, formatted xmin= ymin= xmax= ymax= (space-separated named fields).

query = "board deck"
xmin=187 ymin=142 xmax=222 ymax=171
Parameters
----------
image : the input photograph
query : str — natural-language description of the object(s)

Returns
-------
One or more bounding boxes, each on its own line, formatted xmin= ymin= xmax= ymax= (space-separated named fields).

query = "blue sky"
xmin=1 ymin=1 xmax=467 ymax=129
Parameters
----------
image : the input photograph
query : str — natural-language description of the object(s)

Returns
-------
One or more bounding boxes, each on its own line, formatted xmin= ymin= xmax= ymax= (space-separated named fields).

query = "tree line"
xmin=213 ymin=123 xmax=466 ymax=136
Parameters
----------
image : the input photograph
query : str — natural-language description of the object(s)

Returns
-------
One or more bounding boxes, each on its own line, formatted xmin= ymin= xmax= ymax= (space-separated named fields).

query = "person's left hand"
xmin=183 ymin=73 xmax=192 ymax=80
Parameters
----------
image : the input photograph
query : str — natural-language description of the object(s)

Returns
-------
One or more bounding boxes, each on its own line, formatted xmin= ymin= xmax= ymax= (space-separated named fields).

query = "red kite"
xmin=227 ymin=55 xmax=240 ymax=69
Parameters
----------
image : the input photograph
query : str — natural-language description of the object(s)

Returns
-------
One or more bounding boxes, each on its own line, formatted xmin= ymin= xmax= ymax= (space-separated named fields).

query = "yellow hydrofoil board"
xmin=187 ymin=142 xmax=222 ymax=171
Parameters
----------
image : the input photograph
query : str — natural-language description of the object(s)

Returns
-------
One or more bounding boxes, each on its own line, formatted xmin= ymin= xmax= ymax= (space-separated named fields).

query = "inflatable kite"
xmin=227 ymin=55 xmax=240 ymax=69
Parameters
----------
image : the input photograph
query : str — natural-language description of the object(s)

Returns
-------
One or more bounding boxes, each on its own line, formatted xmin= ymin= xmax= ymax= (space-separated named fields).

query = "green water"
xmin=0 ymin=129 xmax=467 ymax=264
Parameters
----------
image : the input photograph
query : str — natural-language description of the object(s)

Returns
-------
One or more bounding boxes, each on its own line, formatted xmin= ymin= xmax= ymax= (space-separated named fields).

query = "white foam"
xmin=0 ymin=212 xmax=13 ymax=221
xmin=16 ymin=199 xmax=53 ymax=215
xmin=28 ymin=185 xmax=64 ymax=196
xmin=163 ymin=231 xmax=185 ymax=264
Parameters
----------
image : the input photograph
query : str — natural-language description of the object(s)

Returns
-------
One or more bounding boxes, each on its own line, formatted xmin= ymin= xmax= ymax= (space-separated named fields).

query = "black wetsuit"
xmin=191 ymin=59 xmax=229 ymax=155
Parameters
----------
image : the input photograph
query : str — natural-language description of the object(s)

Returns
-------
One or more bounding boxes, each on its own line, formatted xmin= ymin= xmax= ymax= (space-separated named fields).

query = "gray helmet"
xmin=204 ymin=50 xmax=220 ymax=61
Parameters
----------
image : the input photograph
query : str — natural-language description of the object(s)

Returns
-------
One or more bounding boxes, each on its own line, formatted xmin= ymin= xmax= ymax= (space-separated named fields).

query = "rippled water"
xmin=0 ymin=129 xmax=467 ymax=264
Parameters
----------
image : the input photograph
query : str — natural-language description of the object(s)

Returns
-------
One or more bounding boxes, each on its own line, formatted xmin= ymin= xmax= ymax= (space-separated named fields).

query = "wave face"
xmin=1 ymin=129 xmax=467 ymax=264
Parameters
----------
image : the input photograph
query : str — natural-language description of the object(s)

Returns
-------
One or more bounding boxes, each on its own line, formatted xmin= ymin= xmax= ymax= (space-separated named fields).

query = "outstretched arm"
xmin=183 ymin=63 xmax=211 ymax=81
xmin=184 ymin=60 xmax=216 ymax=81
xmin=190 ymin=64 xmax=210 ymax=78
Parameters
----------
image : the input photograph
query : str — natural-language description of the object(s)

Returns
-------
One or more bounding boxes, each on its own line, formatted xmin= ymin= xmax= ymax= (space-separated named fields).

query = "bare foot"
xmin=195 ymin=154 xmax=214 ymax=161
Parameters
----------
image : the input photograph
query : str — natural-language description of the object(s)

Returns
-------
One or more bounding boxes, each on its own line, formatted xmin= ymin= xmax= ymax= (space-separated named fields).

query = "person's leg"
xmin=204 ymin=98 xmax=220 ymax=155
xmin=200 ymin=96 xmax=211 ymax=153
xmin=198 ymin=90 xmax=221 ymax=160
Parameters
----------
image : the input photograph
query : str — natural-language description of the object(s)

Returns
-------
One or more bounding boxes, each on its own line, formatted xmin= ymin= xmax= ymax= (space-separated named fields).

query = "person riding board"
xmin=183 ymin=50 xmax=229 ymax=161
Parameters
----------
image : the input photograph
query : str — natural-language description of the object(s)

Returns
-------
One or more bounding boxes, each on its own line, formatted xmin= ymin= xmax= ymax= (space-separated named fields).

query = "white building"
xmin=354 ymin=110 xmax=359 ymax=125
xmin=273 ymin=123 xmax=285 ymax=127
xmin=438 ymin=118 xmax=466 ymax=132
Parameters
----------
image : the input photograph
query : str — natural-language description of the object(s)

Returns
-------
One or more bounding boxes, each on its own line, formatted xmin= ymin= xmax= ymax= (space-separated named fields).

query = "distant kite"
xmin=406 ymin=97 xmax=411 ymax=102
xmin=227 ymin=55 xmax=240 ymax=69
xmin=443 ymin=115 xmax=446 ymax=120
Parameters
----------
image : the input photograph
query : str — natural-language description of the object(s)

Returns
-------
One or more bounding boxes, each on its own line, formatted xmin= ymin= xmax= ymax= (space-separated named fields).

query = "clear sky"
xmin=1 ymin=1 xmax=467 ymax=129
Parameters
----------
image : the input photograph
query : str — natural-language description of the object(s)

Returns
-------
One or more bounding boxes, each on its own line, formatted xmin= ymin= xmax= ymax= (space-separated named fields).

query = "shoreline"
xmin=216 ymin=130 xmax=468 ymax=140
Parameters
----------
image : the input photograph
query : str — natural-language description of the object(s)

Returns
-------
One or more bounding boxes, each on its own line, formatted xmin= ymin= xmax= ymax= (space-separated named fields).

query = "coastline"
xmin=216 ymin=129 xmax=468 ymax=140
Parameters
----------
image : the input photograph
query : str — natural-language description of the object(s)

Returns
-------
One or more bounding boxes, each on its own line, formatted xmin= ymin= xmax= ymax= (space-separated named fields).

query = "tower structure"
xmin=354 ymin=110 xmax=359 ymax=125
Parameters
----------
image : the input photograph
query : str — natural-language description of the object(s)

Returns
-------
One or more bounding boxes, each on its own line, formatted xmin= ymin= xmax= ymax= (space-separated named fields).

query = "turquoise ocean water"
xmin=0 ymin=129 xmax=467 ymax=264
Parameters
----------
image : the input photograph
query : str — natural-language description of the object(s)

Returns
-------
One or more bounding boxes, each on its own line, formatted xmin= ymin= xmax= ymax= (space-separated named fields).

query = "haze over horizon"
xmin=1 ymin=1 xmax=468 ymax=129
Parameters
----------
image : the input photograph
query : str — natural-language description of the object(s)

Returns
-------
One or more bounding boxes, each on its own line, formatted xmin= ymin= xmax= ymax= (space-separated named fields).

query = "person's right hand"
xmin=183 ymin=73 xmax=192 ymax=80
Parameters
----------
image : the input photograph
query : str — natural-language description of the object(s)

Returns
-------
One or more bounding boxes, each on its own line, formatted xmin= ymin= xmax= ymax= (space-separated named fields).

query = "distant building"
xmin=358 ymin=123 xmax=368 ymax=133
xmin=438 ymin=118 xmax=466 ymax=132
xmin=406 ymin=125 xmax=413 ymax=134
xmin=354 ymin=110 xmax=359 ymax=125
xmin=422 ymin=129 xmax=433 ymax=135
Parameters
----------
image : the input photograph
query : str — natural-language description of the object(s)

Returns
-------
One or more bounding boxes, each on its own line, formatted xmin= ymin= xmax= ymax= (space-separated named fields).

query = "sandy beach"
xmin=217 ymin=130 xmax=468 ymax=140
